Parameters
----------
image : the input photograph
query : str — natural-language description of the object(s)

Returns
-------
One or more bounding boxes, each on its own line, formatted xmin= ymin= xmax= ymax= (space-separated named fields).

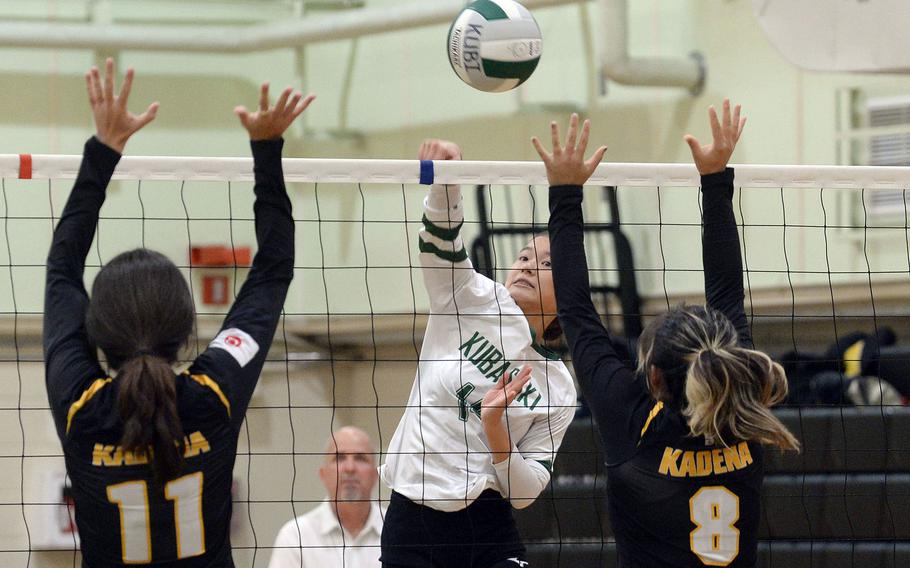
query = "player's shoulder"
xmin=63 ymin=375 xmax=119 ymax=438
xmin=423 ymin=261 xmax=501 ymax=312
xmin=637 ymin=402 xmax=687 ymax=444
xmin=540 ymin=361 xmax=577 ymax=405
xmin=177 ymin=365 xmax=233 ymax=421
xmin=464 ymin=270 xmax=507 ymax=307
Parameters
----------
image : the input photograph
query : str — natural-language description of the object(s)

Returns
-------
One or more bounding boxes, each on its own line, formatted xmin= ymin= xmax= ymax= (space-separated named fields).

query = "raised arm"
xmin=44 ymin=59 xmax=157 ymax=433
xmin=540 ymin=115 xmax=614 ymax=384
xmin=538 ymin=116 xmax=652 ymax=464
xmin=417 ymin=140 xmax=491 ymax=311
xmin=685 ymin=100 xmax=752 ymax=347
xmin=191 ymin=85 xmax=314 ymax=427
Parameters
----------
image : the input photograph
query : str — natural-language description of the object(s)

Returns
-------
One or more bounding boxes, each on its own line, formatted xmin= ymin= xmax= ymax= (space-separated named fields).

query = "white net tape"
xmin=3 ymin=154 xmax=910 ymax=188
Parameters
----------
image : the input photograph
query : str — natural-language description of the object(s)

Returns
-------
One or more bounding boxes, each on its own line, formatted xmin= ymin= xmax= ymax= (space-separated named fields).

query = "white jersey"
xmin=381 ymin=184 xmax=577 ymax=512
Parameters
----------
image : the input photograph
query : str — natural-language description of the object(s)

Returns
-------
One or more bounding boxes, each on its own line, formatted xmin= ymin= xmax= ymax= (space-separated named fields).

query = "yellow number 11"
xmin=107 ymin=472 xmax=205 ymax=563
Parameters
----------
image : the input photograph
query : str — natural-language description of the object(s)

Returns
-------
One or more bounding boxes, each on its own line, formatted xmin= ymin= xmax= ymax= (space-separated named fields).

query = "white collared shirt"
xmin=268 ymin=501 xmax=383 ymax=568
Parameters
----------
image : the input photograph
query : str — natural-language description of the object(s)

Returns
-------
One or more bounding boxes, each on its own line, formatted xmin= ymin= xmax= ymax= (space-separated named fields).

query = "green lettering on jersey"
xmin=455 ymin=383 xmax=482 ymax=422
xmin=516 ymin=383 xmax=541 ymax=410
xmin=486 ymin=361 xmax=511 ymax=381
xmin=469 ymin=344 xmax=497 ymax=367
xmin=475 ymin=348 xmax=503 ymax=375
xmin=457 ymin=330 xmax=545 ymax=415
xmin=459 ymin=332 xmax=486 ymax=358
xmin=462 ymin=330 xmax=511 ymax=383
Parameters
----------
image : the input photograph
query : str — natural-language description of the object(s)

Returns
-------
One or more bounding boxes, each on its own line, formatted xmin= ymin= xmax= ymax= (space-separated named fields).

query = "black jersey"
xmin=549 ymin=169 xmax=762 ymax=567
xmin=43 ymin=137 xmax=294 ymax=567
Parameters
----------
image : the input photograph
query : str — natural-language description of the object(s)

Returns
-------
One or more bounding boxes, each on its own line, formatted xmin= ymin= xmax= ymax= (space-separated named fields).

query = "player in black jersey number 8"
xmin=543 ymin=104 xmax=799 ymax=567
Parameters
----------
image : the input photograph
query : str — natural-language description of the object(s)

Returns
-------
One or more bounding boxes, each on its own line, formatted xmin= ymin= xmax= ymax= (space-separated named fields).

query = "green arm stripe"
xmin=535 ymin=459 xmax=553 ymax=472
xmin=419 ymin=237 xmax=469 ymax=262
xmin=422 ymin=214 xmax=463 ymax=241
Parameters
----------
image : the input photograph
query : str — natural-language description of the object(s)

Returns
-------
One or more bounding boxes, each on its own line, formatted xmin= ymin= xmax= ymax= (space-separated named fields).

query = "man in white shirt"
xmin=268 ymin=426 xmax=383 ymax=568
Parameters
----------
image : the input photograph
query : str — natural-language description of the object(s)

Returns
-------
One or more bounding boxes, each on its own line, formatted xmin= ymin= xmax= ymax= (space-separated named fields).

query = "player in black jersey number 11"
xmin=44 ymin=58 xmax=314 ymax=567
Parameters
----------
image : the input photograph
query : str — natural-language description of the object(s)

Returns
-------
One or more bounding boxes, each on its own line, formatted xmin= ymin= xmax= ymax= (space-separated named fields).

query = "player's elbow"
xmin=507 ymin=476 xmax=549 ymax=509
xmin=509 ymin=494 xmax=540 ymax=510
xmin=505 ymin=473 xmax=550 ymax=510
xmin=494 ymin=454 xmax=551 ymax=509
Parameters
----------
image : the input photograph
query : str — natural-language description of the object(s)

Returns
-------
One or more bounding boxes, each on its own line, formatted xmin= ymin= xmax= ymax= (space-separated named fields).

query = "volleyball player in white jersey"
xmin=380 ymin=140 xmax=577 ymax=567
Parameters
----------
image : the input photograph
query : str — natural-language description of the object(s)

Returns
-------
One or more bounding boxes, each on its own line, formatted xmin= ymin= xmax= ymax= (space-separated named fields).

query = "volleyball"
xmin=447 ymin=0 xmax=542 ymax=92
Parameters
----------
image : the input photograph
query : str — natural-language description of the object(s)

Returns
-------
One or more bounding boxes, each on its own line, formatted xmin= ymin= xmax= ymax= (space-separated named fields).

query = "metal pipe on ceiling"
xmin=0 ymin=0 xmax=705 ymax=94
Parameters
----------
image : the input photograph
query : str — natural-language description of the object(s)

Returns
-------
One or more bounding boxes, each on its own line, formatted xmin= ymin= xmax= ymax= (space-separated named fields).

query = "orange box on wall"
xmin=202 ymin=275 xmax=230 ymax=305
xmin=190 ymin=245 xmax=251 ymax=267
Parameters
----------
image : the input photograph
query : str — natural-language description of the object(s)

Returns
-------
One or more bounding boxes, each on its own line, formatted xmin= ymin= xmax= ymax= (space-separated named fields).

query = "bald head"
xmin=319 ymin=426 xmax=378 ymax=502
xmin=323 ymin=426 xmax=375 ymax=460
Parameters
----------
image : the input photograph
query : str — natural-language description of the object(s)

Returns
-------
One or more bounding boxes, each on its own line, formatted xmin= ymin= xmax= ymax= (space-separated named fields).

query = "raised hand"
xmin=235 ymin=84 xmax=315 ymax=141
xmin=684 ymin=99 xmax=746 ymax=175
xmin=532 ymin=113 xmax=607 ymax=187
xmin=481 ymin=365 xmax=533 ymax=463
xmin=482 ymin=366 xmax=533 ymax=427
xmin=419 ymin=139 xmax=462 ymax=161
xmin=85 ymin=58 xmax=158 ymax=154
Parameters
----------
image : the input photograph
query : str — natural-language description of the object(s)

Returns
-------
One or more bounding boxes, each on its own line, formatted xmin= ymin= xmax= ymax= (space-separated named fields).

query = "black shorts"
xmin=380 ymin=489 xmax=529 ymax=568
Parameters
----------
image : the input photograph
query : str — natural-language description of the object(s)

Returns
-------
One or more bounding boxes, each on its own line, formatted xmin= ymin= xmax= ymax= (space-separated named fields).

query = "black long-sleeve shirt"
xmin=549 ymin=169 xmax=763 ymax=568
xmin=44 ymin=137 xmax=294 ymax=567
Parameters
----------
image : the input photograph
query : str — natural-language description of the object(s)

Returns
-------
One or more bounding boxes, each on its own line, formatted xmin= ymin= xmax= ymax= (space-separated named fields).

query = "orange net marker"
xmin=18 ymin=154 xmax=32 ymax=179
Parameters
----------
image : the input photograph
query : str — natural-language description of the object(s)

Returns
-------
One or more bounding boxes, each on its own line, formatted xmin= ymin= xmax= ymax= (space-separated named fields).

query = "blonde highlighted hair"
xmin=637 ymin=305 xmax=799 ymax=451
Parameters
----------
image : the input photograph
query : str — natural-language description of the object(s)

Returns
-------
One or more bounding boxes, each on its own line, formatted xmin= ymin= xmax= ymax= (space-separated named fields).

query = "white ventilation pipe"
xmin=0 ymin=0 xmax=705 ymax=95
xmin=599 ymin=0 xmax=706 ymax=94
xmin=0 ymin=0 xmax=583 ymax=53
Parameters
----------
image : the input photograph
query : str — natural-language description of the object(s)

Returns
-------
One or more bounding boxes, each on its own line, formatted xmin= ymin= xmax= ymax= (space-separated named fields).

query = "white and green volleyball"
xmin=447 ymin=0 xmax=542 ymax=93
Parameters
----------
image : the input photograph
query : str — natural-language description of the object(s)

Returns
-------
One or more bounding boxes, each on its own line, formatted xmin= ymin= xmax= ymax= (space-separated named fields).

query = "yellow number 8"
xmin=689 ymin=486 xmax=740 ymax=566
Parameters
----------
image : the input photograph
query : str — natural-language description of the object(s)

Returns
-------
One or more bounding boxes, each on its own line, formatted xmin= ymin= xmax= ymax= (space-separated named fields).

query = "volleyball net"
xmin=1 ymin=155 xmax=909 ymax=566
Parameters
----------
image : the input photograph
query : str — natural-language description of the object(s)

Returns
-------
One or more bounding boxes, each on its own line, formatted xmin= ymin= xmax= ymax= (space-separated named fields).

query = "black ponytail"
xmin=117 ymin=354 xmax=185 ymax=479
